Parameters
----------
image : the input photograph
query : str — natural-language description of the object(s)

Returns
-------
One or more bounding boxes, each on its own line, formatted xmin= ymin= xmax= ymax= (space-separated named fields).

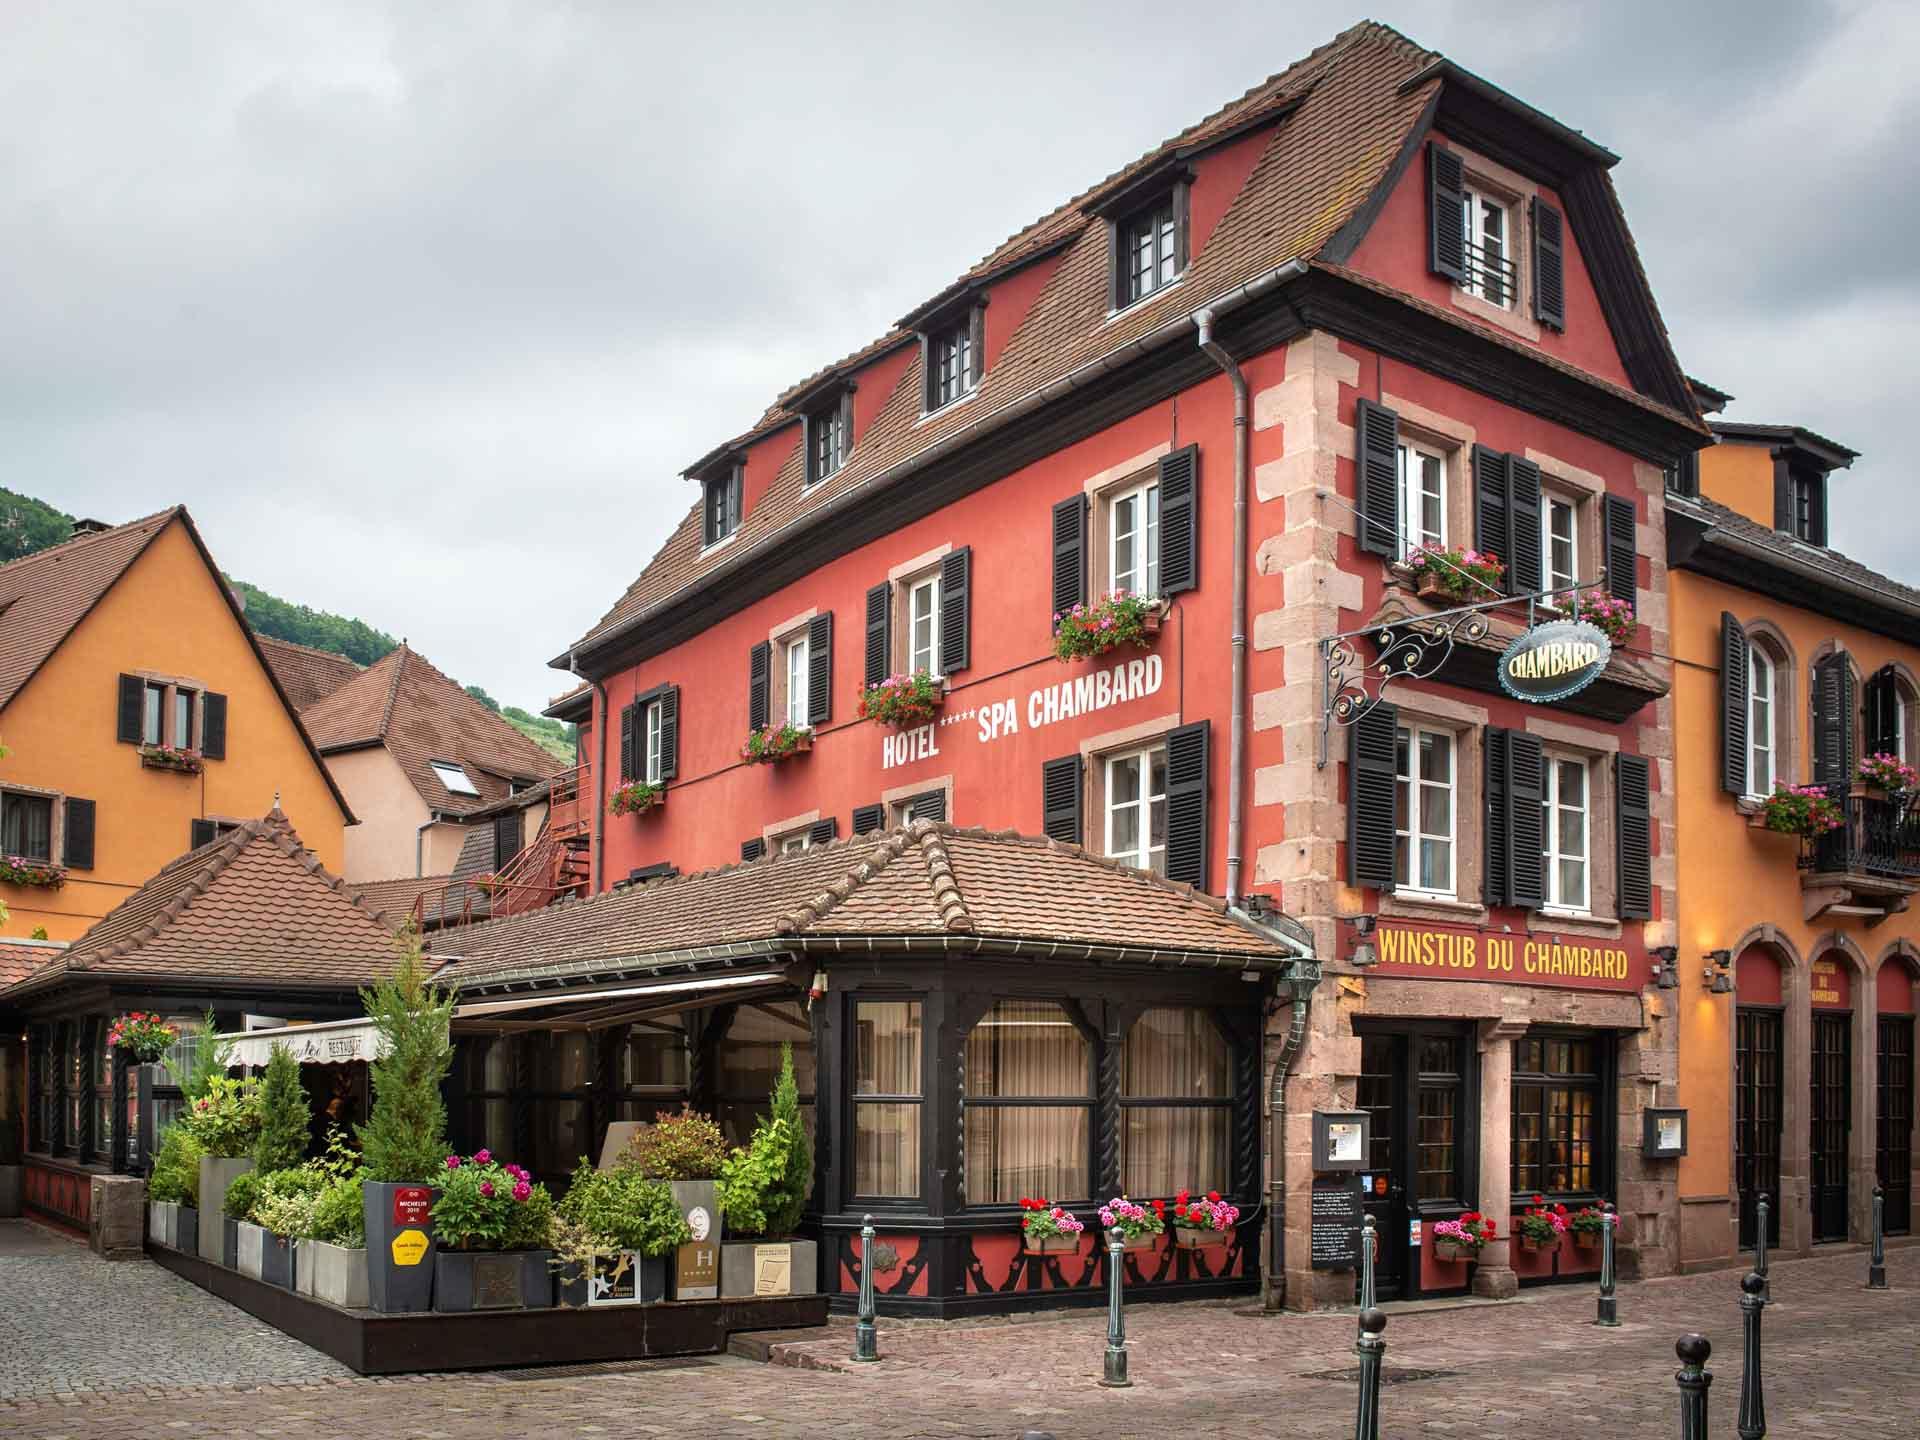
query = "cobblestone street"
xmin=0 ymin=1224 xmax=1913 ymax=1437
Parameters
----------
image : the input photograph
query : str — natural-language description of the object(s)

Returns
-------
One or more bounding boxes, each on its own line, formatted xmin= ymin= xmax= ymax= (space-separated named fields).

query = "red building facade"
xmin=541 ymin=24 xmax=1706 ymax=1312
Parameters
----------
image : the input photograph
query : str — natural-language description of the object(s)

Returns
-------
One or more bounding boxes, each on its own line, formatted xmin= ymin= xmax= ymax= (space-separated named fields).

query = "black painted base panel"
xmin=828 ymin=1277 xmax=1258 ymax=1319
xmin=147 ymin=1243 xmax=828 ymax=1376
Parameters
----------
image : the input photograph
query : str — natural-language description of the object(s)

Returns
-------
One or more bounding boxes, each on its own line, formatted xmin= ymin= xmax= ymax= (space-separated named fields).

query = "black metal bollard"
xmin=1595 ymin=1200 xmax=1620 ymax=1327
xmin=1099 ymin=1231 xmax=1130 ymax=1388
xmin=1754 ymin=1193 xmax=1771 ymax=1304
xmin=1359 ymin=1212 xmax=1377 ymax=1313
xmin=1354 ymin=1306 xmax=1387 ymax=1440
xmin=1737 ymin=1271 xmax=1766 ymax=1439
xmin=1676 ymin=1333 xmax=1713 ymax=1440
xmin=851 ymin=1214 xmax=879 ymax=1363
xmin=1868 ymin=1185 xmax=1888 ymax=1290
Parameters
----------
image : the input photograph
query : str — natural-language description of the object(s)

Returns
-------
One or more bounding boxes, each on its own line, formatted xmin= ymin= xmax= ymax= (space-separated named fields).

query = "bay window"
xmin=1120 ymin=1006 xmax=1230 ymax=1197
xmin=527 ymin=1031 xmax=592 ymax=1182
xmin=612 ymin=1016 xmax=688 ymax=1127
xmin=1540 ymin=752 xmax=1591 ymax=913
xmin=963 ymin=1001 xmax=1092 ymax=1205
xmin=853 ymin=1000 xmax=922 ymax=1199
xmin=1393 ymin=726 xmax=1454 ymax=898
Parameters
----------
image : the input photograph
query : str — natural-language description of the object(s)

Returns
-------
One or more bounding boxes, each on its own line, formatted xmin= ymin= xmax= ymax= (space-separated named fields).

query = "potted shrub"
xmin=355 ymin=928 xmax=455 ymax=1313
xmin=429 ymin=1150 xmax=556 ymax=1311
xmin=226 ymin=1169 xmax=266 ymax=1276
xmin=1018 ymin=1197 xmax=1085 ymax=1255
xmin=627 ymin=1106 xmax=728 ymax=1299
xmin=1858 ymin=753 xmax=1919 ymax=798
xmin=1757 ymin=783 xmax=1846 ymax=838
xmin=107 ymin=1012 xmax=179 ymax=1065
xmin=1570 ymin=592 xmax=1635 ymax=646
xmin=1096 ymin=1195 xmax=1166 ymax=1252
xmin=179 ymin=1073 xmax=261 ymax=1264
xmin=1052 ymin=591 xmax=1163 ymax=662
xmin=740 ymin=723 xmax=812 ymax=765
xmin=716 ymin=1044 xmax=816 ymax=1297
xmin=1516 ymin=1196 xmax=1569 ymax=1253
xmin=1170 ymin=1189 xmax=1240 ymax=1249
xmin=608 ymin=780 xmax=665 ymax=817
xmin=146 ymin=1123 xmax=203 ymax=1253
xmin=1569 ymin=1204 xmax=1618 ymax=1252
xmin=1430 ymin=1212 xmax=1494 ymax=1263
xmin=1401 ymin=544 xmax=1504 ymax=604
xmin=248 ymin=1168 xmax=325 ymax=1289
xmin=298 ymin=1167 xmax=370 ymax=1307
xmin=137 ymin=742 xmax=203 ymax=773
xmin=858 ymin=672 xmax=943 ymax=729
xmin=552 ymin=1159 xmax=691 ymax=1306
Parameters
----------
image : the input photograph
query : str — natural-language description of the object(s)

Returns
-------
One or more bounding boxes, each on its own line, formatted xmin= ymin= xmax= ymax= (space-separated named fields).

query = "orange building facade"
xmin=1667 ymin=411 xmax=1919 ymax=1268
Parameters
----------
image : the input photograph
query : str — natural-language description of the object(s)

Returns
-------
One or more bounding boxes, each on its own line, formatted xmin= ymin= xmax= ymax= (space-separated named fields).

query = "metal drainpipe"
xmin=575 ymin=659 xmax=610 ymax=894
xmin=1193 ymin=308 xmax=1248 ymax=904
xmin=1265 ymin=989 xmax=1310 ymax=1311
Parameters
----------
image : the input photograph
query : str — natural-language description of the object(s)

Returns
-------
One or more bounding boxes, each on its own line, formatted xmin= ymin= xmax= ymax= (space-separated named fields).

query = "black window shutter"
xmin=852 ymin=803 xmax=885 ymax=835
xmin=493 ymin=810 xmax=522 ymax=870
xmin=190 ymin=818 xmax=217 ymax=850
xmin=1051 ymin=494 xmax=1088 ymax=619
xmin=1530 ymin=197 xmax=1566 ymax=331
xmin=919 ymin=332 xmax=936 ymax=413
xmin=967 ymin=305 xmax=986 ymax=386
xmin=1772 ymin=458 xmax=1794 ymax=533
xmin=1602 ymin=494 xmax=1637 ymax=608
xmin=1721 ymin=614 xmax=1750 ymax=795
xmin=1616 ymin=753 xmax=1653 ymax=920
xmin=1164 ymin=720 xmax=1210 ymax=889
xmin=1811 ymin=475 xmax=1829 ymax=546
xmin=1041 ymin=754 xmax=1083 ymax=845
xmin=906 ymin=789 xmax=946 ymax=823
xmin=1505 ymin=732 xmax=1546 ymax=910
xmin=1108 ymin=214 xmax=1126 ymax=310
xmin=116 ymin=674 xmax=143 ymax=744
xmin=1156 ymin=445 xmax=1200 ymax=594
xmin=1353 ymin=398 xmax=1401 ymax=558
xmin=808 ymin=817 xmax=839 ymax=846
xmin=619 ymin=702 xmax=637 ymax=782
xmin=741 ymin=838 xmax=766 ymax=862
xmin=1866 ymin=666 xmax=1899 ymax=757
xmin=1427 ymin=143 xmax=1467 ymax=284
xmin=839 ymin=392 xmax=855 ymax=459
xmin=62 ymin=798 xmax=95 ymax=871
xmin=1811 ymin=651 xmax=1855 ymax=785
xmin=1472 ymin=446 xmax=1510 ymax=588
xmin=728 ymin=465 xmax=743 ymax=534
xmin=864 ymin=581 xmax=891 ymax=686
xmin=200 ymin=692 xmax=227 ymax=760
xmin=1484 ymin=728 xmax=1511 ymax=907
xmin=658 ymin=686 xmax=680 ymax=780
xmin=1505 ymin=456 xmax=1543 ymax=597
xmin=940 ymin=547 xmax=971 ymax=674
xmin=1347 ymin=702 xmax=1399 ymax=889
xmin=806 ymin=613 xmax=833 ymax=726
xmin=748 ymin=641 xmax=771 ymax=732
xmin=628 ymin=862 xmax=677 ymax=884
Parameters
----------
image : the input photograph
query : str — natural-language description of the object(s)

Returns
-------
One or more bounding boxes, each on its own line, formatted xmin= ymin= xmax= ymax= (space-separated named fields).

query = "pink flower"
xmin=473 ymin=1148 xmax=491 ymax=1165
xmin=512 ymin=1181 xmax=532 ymax=1203
xmin=445 ymin=1155 xmax=461 ymax=1170
xmin=480 ymin=1180 xmax=495 ymax=1199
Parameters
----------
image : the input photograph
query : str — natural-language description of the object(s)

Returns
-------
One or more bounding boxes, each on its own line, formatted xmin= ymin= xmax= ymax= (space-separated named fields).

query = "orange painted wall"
xmin=0 ymin=517 xmax=347 ymax=939
xmin=1700 ymin=440 xmax=1774 ymax=528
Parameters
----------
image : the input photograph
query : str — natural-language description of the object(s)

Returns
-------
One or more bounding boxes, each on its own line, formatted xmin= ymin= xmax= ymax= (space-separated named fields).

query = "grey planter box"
xmin=148 ymin=1199 xmax=179 ymax=1249
xmin=432 ymin=1249 xmax=554 ymax=1313
xmin=223 ymin=1217 xmax=239 ymax=1269
xmin=557 ymin=1250 xmax=668 ymax=1307
xmin=0 ymin=1164 xmax=22 ymax=1219
xmin=197 ymin=1156 xmax=253 ymax=1260
xmin=259 ymin=1231 xmax=294 ymax=1290
xmin=298 ymin=1240 xmax=370 ymax=1309
xmin=362 ymin=1181 xmax=438 ymax=1313
xmin=668 ymin=1179 xmax=720 ymax=1300
xmin=177 ymin=1205 xmax=199 ymax=1256
xmin=236 ymin=1220 xmax=267 ymax=1280
xmin=720 ymin=1238 xmax=818 ymax=1298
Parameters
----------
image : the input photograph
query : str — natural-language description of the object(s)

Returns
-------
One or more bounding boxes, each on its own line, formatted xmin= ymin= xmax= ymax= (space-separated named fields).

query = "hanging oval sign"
xmin=1498 ymin=619 xmax=1612 ymax=703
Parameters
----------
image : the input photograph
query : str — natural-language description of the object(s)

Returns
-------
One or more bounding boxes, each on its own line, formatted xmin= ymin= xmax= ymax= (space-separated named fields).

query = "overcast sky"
xmin=7 ymin=1 xmax=1913 ymax=710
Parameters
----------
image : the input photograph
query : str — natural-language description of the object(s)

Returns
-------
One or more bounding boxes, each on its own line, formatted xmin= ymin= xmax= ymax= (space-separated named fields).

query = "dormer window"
xmin=1787 ymin=465 xmax=1826 ymax=545
xmin=804 ymin=391 xmax=854 ymax=487
xmin=1116 ymin=191 xmax=1185 ymax=307
xmin=924 ymin=308 xmax=983 ymax=412
xmin=430 ymin=759 xmax=479 ymax=797
xmin=703 ymin=463 xmax=742 ymax=547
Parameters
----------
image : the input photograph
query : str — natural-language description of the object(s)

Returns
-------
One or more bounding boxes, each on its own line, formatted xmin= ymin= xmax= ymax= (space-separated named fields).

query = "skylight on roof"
xmin=430 ymin=760 xmax=479 ymax=797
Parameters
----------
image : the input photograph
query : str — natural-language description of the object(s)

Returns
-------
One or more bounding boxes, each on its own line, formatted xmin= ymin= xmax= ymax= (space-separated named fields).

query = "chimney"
xmin=71 ymin=518 xmax=110 ymax=536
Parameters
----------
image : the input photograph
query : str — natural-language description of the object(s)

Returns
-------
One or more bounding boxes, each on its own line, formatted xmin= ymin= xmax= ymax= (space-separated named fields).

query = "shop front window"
xmin=853 ymin=1000 xmax=922 ymax=1199
xmin=457 ymin=1036 xmax=516 ymax=1161
xmin=1512 ymin=1031 xmax=1608 ymax=1197
xmin=716 ymin=1001 xmax=816 ymax=1147
xmin=612 ymin=1017 xmax=689 ymax=1127
xmin=1120 ymin=1006 xmax=1231 ymax=1197
xmin=94 ymin=1035 xmax=114 ymax=1161
xmin=963 ymin=1000 xmax=1092 ymax=1205
xmin=528 ymin=1032 xmax=593 ymax=1180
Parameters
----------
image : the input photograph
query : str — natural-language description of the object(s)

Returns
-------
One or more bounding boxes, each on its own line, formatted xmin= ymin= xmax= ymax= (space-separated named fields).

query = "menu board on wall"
xmin=1310 ymin=1179 xmax=1364 ymax=1270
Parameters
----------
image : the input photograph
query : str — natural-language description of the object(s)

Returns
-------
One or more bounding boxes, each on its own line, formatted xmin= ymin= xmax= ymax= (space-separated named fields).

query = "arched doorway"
xmin=1878 ymin=953 xmax=1918 ymax=1237
xmin=1734 ymin=944 xmax=1785 ymax=1247
xmin=1808 ymin=949 xmax=1856 ymax=1242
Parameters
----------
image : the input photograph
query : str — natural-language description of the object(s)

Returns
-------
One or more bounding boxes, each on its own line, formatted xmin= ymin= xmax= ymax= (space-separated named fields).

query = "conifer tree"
xmin=253 ymin=1042 xmax=309 ymax=1174
xmin=355 ymin=924 xmax=454 ymax=1183
xmin=765 ymin=1042 xmax=812 ymax=1238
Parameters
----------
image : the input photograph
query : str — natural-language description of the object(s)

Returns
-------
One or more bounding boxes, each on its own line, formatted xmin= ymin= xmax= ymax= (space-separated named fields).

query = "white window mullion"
xmin=1747 ymin=651 xmax=1774 ymax=799
xmin=1541 ymin=754 xmax=1591 ymax=913
xmin=644 ymin=700 xmax=663 ymax=785
xmin=1392 ymin=725 xmax=1455 ymax=898
xmin=785 ymin=636 xmax=810 ymax=729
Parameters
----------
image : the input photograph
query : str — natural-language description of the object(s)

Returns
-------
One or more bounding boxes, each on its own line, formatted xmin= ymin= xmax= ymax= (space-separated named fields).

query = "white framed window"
xmin=1393 ymin=726 xmax=1455 ymax=897
xmin=430 ymin=760 xmax=480 ymax=797
xmin=1896 ymin=689 xmax=1910 ymax=764
xmin=1110 ymin=480 xmax=1160 ymax=599
xmin=776 ymin=829 xmax=812 ymax=856
xmin=172 ymin=689 xmax=196 ymax=750
xmin=1541 ymin=752 xmax=1591 ymax=913
xmin=1104 ymin=745 xmax=1167 ymax=874
xmin=1396 ymin=441 xmax=1446 ymax=559
xmin=1541 ymin=495 xmax=1578 ymax=601
xmin=784 ymin=633 xmax=811 ymax=729
xmin=643 ymin=699 xmax=664 ymax=785
xmin=1460 ymin=186 xmax=1513 ymax=308
xmin=1747 ymin=649 xmax=1775 ymax=799
xmin=142 ymin=681 xmax=165 ymax=746
xmin=908 ymin=574 xmax=942 ymax=677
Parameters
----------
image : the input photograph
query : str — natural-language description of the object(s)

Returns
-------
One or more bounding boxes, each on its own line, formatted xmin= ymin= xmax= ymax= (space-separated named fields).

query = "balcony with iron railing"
xmin=1798 ymin=783 xmax=1920 ymax=925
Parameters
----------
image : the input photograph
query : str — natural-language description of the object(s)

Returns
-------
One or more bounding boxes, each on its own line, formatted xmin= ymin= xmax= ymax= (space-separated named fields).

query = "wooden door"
xmin=1735 ymin=1007 xmax=1783 ymax=1249
xmin=1810 ymin=1011 xmax=1852 ymax=1243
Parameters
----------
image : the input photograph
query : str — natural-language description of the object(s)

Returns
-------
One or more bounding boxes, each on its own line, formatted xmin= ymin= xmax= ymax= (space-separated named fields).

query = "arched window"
xmin=1120 ymin=1007 xmax=1230 ymax=1197
xmin=963 ymin=1001 xmax=1092 ymax=1204
xmin=716 ymin=1001 xmax=816 ymax=1146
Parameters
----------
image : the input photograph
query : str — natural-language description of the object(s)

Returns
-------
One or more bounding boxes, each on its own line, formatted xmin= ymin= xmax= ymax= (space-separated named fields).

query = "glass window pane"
xmin=855 ymin=1101 xmax=920 ymax=1196
xmin=143 ymin=685 xmax=163 ymax=745
xmin=964 ymin=1001 xmax=1088 ymax=1097
xmin=1123 ymin=1007 xmax=1228 ymax=1097
xmin=856 ymin=1001 xmax=922 ymax=1096
xmin=1122 ymin=1104 xmax=1227 ymax=1197
xmin=966 ymin=1106 xmax=1089 ymax=1204
xmin=718 ymin=1002 xmax=816 ymax=1098
xmin=620 ymin=1020 xmax=687 ymax=1089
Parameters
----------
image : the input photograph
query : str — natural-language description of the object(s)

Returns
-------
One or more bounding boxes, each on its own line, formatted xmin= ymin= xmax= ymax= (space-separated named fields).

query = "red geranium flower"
xmin=1207 ymin=1190 xmax=1220 ymax=1203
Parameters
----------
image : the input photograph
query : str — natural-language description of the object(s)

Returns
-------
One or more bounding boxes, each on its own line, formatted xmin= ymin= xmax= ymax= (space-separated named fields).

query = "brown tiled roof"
xmin=256 ymin=635 xmax=365 ymax=712
xmin=1670 ymin=494 xmax=1920 ymax=615
xmin=301 ymin=645 xmax=564 ymax=814
xmin=0 ymin=939 xmax=65 ymax=990
xmin=348 ymin=823 xmax=501 ymax=929
xmin=2 ymin=810 xmax=403 ymax=1000
xmin=432 ymin=822 xmax=1298 ymax=988
xmin=0 ymin=509 xmax=177 ymax=710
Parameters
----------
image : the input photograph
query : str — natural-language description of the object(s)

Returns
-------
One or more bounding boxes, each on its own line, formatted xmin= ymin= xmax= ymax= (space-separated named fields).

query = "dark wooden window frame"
xmin=1 ymin=787 xmax=56 ymax=864
xmin=1735 ymin=1003 xmax=1785 ymax=1248
xmin=1878 ymin=1012 xmax=1913 ymax=1237
xmin=702 ymin=462 xmax=744 ymax=548
xmin=845 ymin=993 xmax=928 ymax=1207
xmin=1509 ymin=1027 xmax=1616 ymax=1204
xmin=960 ymin=998 xmax=1098 ymax=1208
xmin=804 ymin=389 xmax=855 ymax=489
xmin=921 ymin=302 xmax=986 ymax=413
xmin=1116 ymin=1005 xmax=1238 ymax=1195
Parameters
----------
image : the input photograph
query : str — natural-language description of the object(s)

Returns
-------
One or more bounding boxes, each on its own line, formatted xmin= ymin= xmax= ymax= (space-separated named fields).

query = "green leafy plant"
xmin=0 ymin=855 xmax=65 ymax=887
xmin=765 ymin=1043 xmax=810 ymax=1238
xmin=557 ymin=1160 xmax=692 ymax=1258
xmin=254 ymin=1168 xmax=328 ymax=1237
xmin=308 ymin=1174 xmax=368 ymax=1247
xmin=1051 ymin=590 xmax=1162 ymax=662
xmin=355 ymin=925 xmax=454 ymax=1183
xmin=717 ymin=1118 xmax=797 ymax=1239
xmin=739 ymin=722 xmax=811 ymax=765
xmin=1402 ymin=543 xmax=1504 ymax=601
xmin=179 ymin=1075 xmax=262 ymax=1158
xmin=106 ymin=1012 xmax=179 ymax=1062
xmin=430 ymin=1150 xmax=554 ymax=1251
xmin=148 ymin=1125 xmax=203 ymax=1206
xmin=224 ymin=1168 xmax=264 ymax=1222
xmin=1759 ymin=783 xmax=1845 ymax=837
xmin=625 ymin=1106 xmax=728 ymax=1180
xmin=857 ymin=671 xmax=943 ymax=728
xmin=608 ymin=780 xmax=665 ymax=817
xmin=253 ymin=1043 xmax=310 ymax=1175
xmin=165 ymin=1010 xmax=234 ymax=1106
xmin=1569 ymin=1204 xmax=1619 ymax=1238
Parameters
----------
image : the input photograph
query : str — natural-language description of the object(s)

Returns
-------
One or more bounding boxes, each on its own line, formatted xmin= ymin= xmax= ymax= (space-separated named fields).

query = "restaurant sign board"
xmin=1497 ymin=619 xmax=1611 ymax=704
xmin=1360 ymin=922 xmax=1644 ymax=992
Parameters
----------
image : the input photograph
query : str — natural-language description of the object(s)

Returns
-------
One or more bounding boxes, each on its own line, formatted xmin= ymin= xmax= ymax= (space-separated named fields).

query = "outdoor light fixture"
xmin=1704 ymin=948 xmax=1733 ymax=995
xmin=1652 ymin=945 xmax=1680 ymax=990
xmin=1342 ymin=912 xmax=1379 ymax=968
xmin=1351 ymin=941 xmax=1378 ymax=968
xmin=1348 ymin=913 xmax=1378 ymax=938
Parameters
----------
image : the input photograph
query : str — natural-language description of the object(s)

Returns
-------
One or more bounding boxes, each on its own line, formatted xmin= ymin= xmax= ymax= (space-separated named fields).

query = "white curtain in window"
xmin=1121 ymin=1007 xmax=1230 ymax=1197
xmin=963 ymin=1001 xmax=1091 ymax=1203
xmin=855 ymin=1001 xmax=921 ymax=1196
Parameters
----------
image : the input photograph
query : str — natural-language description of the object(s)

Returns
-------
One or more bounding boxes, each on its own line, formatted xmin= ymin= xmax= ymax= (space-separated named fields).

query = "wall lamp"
xmin=1346 ymin=912 xmax=1379 ymax=968
xmin=1651 ymin=945 xmax=1680 ymax=990
xmin=1704 ymin=948 xmax=1733 ymax=995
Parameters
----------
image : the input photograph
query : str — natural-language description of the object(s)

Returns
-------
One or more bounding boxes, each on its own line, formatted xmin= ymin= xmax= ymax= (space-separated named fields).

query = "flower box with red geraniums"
xmin=1858 ymin=753 xmax=1920 ymax=795
xmin=858 ymin=671 xmax=944 ymax=729
xmin=740 ymin=724 xmax=812 ymax=766
xmin=1052 ymin=591 xmax=1163 ymax=663
xmin=1403 ymin=544 xmax=1504 ymax=604
xmin=139 ymin=743 xmax=203 ymax=774
xmin=108 ymin=1012 xmax=180 ymax=1063
xmin=1430 ymin=1212 xmax=1494 ymax=1263
xmin=608 ymin=780 xmax=665 ymax=817
xmin=1018 ymin=1197 xmax=1085 ymax=1254
xmin=1572 ymin=592 xmax=1635 ymax=647
xmin=1569 ymin=1204 xmax=1619 ymax=1251
xmin=0 ymin=855 xmax=64 ymax=889
xmin=1097 ymin=1195 xmax=1166 ymax=1251
xmin=1757 ymin=783 xmax=1845 ymax=838
xmin=1517 ymin=1196 xmax=1570 ymax=1252
xmin=1169 ymin=1189 xmax=1239 ymax=1248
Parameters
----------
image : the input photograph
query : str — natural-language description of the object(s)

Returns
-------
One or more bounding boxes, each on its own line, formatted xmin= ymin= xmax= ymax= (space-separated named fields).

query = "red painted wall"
xmin=1343 ymin=128 xmax=1635 ymax=392
xmin=1879 ymin=957 xmax=1917 ymax=1015
xmin=1737 ymin=946 xmax=1784 ymax=1006
xmin=982 ymin=253 xmax=1063 ymax=373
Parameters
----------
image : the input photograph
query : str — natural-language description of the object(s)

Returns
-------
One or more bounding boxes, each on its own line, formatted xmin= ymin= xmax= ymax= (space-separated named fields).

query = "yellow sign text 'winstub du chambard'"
xmin=1374 ymin=925 xmax=1631 ymax=981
